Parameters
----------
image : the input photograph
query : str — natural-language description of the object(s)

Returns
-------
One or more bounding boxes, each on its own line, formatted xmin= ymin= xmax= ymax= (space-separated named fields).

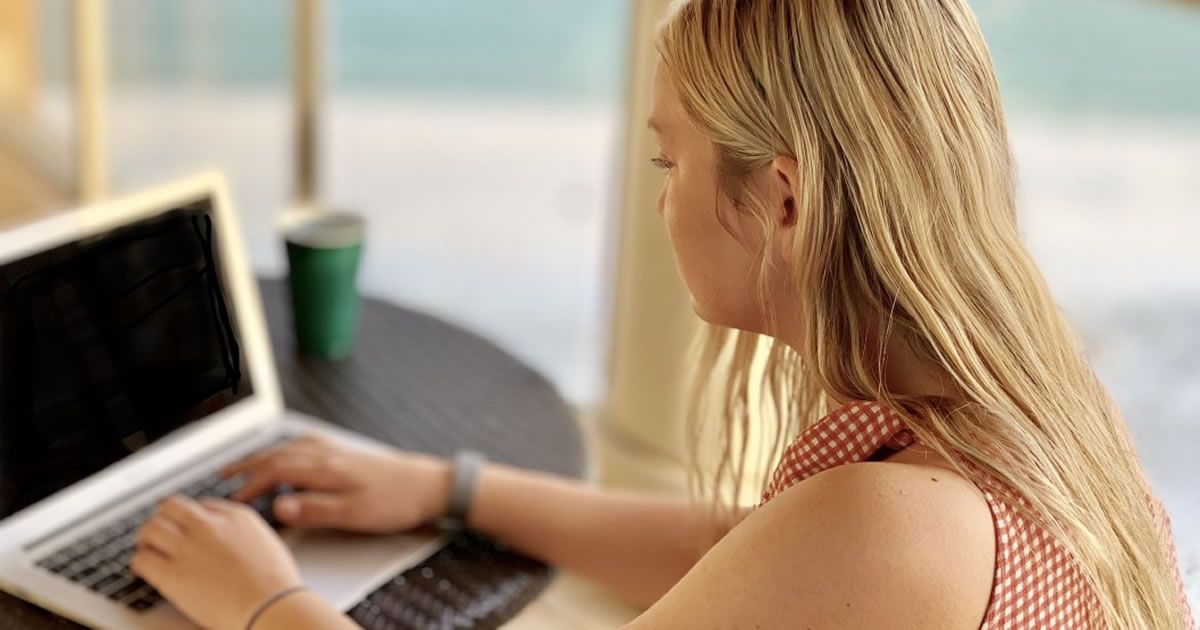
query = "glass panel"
xmin=101 ymin=1 xmax=630 ymax=405
xmin=325 ymin=1 xmax=631 ymax=404
xmin=105 ymin=0 xmax=292 ymax=280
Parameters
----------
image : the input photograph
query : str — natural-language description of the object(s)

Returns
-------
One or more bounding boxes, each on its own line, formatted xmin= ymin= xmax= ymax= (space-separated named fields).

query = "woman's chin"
xmin=687 ymin=295 xmax=712 ymax=323
xmin=689 ymin=301 xmax=774 ymax=337
xmin=689 ymin=297 xmax=742 ymax=331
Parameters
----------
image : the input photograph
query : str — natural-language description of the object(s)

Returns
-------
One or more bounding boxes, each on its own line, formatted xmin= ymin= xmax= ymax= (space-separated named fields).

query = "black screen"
xmin=0 ymin=199 xmax=253 ymax=518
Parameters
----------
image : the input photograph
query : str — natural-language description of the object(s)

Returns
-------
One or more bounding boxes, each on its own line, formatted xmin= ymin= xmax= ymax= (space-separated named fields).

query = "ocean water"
xmin=974 ymin=0 xmax=1200 ymax=117
xmin=35 ymin=0 xmax=1200 ymax=117
xmin=58 ymin=0 xmax=632 ymax=105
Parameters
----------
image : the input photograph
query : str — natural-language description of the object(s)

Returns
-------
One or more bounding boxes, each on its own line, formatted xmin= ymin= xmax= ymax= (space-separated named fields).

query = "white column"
xmin=599 ymin=0 xmax=697 ymax=493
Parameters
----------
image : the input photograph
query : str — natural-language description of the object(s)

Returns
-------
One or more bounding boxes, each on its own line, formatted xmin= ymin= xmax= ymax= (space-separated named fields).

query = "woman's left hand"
xmin=132 ymin=495 xmax=302 ymax=630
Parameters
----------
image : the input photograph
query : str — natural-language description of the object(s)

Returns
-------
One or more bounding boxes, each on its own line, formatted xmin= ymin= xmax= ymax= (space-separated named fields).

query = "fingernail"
xmin=276 ymin=496 xmax=298 ymax=519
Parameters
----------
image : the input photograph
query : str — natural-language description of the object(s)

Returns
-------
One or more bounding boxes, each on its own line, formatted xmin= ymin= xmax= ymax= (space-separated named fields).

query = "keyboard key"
xmin=76 ymin=565 xmax=98 ymax=579
xmin=91 ymin=573 xmax=125 ymax=594
xmin=129 ymin=597 xmax=158 ymax=611
xmin=108 ymin=578 xmax=147 ymax=602
xmin=99 ymin=575 xmax=135 ymax=597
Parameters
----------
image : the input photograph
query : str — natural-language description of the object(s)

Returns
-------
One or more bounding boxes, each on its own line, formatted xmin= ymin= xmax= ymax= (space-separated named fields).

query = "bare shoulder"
xmin=625 ymin=461 xmax=995 ymax=630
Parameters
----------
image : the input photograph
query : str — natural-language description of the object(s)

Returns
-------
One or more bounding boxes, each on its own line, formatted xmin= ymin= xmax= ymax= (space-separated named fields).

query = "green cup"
xmin=284 ymin=212 xmax=364 ymax=360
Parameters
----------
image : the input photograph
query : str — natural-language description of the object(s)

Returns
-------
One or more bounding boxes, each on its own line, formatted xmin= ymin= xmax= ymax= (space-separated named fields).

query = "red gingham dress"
xmin=760 ymin=400 xmax=1196 ymax=629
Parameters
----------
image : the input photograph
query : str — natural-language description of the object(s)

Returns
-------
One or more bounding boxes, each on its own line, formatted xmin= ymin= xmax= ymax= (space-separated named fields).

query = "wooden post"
xmin=75 ymin=0 xmax=108 ymax=203
xmin=294 ymin=0 xmax=322 ymax=209
xmin=0 ymin=0 xmax=37 ymax=117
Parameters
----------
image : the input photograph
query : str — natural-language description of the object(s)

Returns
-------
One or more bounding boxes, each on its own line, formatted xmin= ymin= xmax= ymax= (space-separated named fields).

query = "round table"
xmin=0 ymin=278 xmax=586 ymax=630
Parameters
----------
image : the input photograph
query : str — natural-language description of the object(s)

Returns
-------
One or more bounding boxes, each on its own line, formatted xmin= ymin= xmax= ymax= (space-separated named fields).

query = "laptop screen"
xmin=0 ymin=198 xmax=254 ymax=519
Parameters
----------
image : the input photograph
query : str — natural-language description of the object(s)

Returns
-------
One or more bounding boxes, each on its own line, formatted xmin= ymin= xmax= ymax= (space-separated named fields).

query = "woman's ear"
xmin=772 ymin=156 xmax=801 ymax=261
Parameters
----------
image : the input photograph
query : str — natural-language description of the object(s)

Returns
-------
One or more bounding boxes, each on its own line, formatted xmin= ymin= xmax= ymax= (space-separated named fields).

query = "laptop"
xmin=0 ymin=172 xmax=447 ymax=629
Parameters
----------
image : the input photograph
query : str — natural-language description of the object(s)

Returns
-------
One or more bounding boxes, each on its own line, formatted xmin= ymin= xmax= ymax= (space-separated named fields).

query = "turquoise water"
xmin=43 ymin=0 xmax=1200 ymax=116
xmin=974 ymin=0 xmax=1200 ymax=117
xmin=98 ymin=0 xmax=631 ymax=105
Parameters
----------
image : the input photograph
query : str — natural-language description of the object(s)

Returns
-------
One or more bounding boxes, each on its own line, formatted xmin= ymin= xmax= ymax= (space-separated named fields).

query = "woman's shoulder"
xmin=625 ymin=460 xmax=995 ymax=629
xmin=775 ymin=459 xmax=996 ymax=604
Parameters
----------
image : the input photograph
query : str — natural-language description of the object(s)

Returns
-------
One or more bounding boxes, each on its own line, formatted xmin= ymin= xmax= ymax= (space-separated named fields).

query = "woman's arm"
xmin=467 ymin=463 xmax=751 ymax=607
xmin=224 ymin=435 xmax=749 ymax=608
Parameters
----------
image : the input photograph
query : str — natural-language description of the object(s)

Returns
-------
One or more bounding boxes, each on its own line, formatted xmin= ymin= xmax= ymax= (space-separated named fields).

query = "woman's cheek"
xmin=663 ymin=193 xmax=689 ymax=251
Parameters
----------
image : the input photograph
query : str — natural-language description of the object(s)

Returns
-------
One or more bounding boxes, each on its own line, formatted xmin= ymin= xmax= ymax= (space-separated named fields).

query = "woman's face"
xmin=648 ymin=63 xmax=796 ymax=334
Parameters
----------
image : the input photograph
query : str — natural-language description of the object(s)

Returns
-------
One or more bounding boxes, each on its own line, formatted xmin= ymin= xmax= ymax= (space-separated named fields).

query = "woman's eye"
xmin=650 ymin=157 xmax=673 ymax=171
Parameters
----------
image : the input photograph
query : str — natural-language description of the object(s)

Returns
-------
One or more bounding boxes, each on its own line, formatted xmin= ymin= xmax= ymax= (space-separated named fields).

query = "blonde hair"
xmin=657 ymin=1 xmax=1188 ymax=628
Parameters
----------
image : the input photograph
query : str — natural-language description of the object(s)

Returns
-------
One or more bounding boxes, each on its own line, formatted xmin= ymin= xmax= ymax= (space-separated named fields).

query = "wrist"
xmin=243 ymin=584 xmax=310 ymax=630
xmin=427 ymin=456 xmax=455 ymax=520
xmin=247 ymin=588 xmax=336 ymax=630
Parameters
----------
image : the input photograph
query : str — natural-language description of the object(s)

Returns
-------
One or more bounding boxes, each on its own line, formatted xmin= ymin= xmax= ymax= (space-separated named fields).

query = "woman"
xmin=131 ymin=1 xmax=1195 ymax=628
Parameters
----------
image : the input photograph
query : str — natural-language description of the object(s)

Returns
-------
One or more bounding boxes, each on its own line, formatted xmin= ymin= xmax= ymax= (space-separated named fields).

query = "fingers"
xmin=197 ymin=496 xmax=246 ymax=516
xmin=273 ymin=492 xmax=352 ymax=528
xmin=221 ymin=434 xmax=329 ymax=477
xmin=293 ymin=432 xmax=331 ymax=446
xmin=137 ymin=514 xmax=185 ymax=557
xmin=221 ymin=438 xmax=307 ymax=477
xmin=129 ymin=547 xmax=171 ymax=585
xmin=230 ymin=454 xmax=346 ymax=503
xmin=155 ymin=495 xmax=210 ymax=533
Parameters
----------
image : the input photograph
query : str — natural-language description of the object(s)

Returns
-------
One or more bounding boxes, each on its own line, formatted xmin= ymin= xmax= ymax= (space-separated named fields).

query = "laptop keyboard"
xmin=33 ymin=437 xmax=293 ymax=612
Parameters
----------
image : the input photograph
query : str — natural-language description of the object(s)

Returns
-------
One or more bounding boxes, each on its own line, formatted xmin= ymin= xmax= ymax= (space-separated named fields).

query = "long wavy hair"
xmin=657 ymin=1 xmax=1188 ymax=628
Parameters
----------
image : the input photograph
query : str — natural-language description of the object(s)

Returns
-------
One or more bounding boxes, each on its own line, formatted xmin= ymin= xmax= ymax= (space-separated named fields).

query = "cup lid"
xmin=283 ymin=211 xmax=364 ymax=249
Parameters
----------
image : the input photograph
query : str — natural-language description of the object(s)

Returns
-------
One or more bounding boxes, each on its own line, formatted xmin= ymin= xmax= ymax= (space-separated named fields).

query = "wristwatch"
xmin=440 ymin=449 xmax=486 ymax=530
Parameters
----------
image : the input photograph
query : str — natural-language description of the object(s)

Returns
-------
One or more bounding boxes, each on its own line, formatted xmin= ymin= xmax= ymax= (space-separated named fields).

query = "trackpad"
xmin=283 ymin=528 xmax=448 ymax=611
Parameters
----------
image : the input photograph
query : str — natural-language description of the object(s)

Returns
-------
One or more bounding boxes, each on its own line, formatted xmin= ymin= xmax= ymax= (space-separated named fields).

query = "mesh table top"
xmin=0 ymin=278 xmax=585 ymax=629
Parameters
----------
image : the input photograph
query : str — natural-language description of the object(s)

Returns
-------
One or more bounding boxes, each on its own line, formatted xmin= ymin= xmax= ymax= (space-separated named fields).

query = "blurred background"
xmin=1 ymin=0 xmax=1197 ymax=623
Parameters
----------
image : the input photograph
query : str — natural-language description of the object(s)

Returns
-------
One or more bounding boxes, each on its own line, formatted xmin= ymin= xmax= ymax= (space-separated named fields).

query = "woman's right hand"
xmin=221 ymin=433 xmax=453 ymax=533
